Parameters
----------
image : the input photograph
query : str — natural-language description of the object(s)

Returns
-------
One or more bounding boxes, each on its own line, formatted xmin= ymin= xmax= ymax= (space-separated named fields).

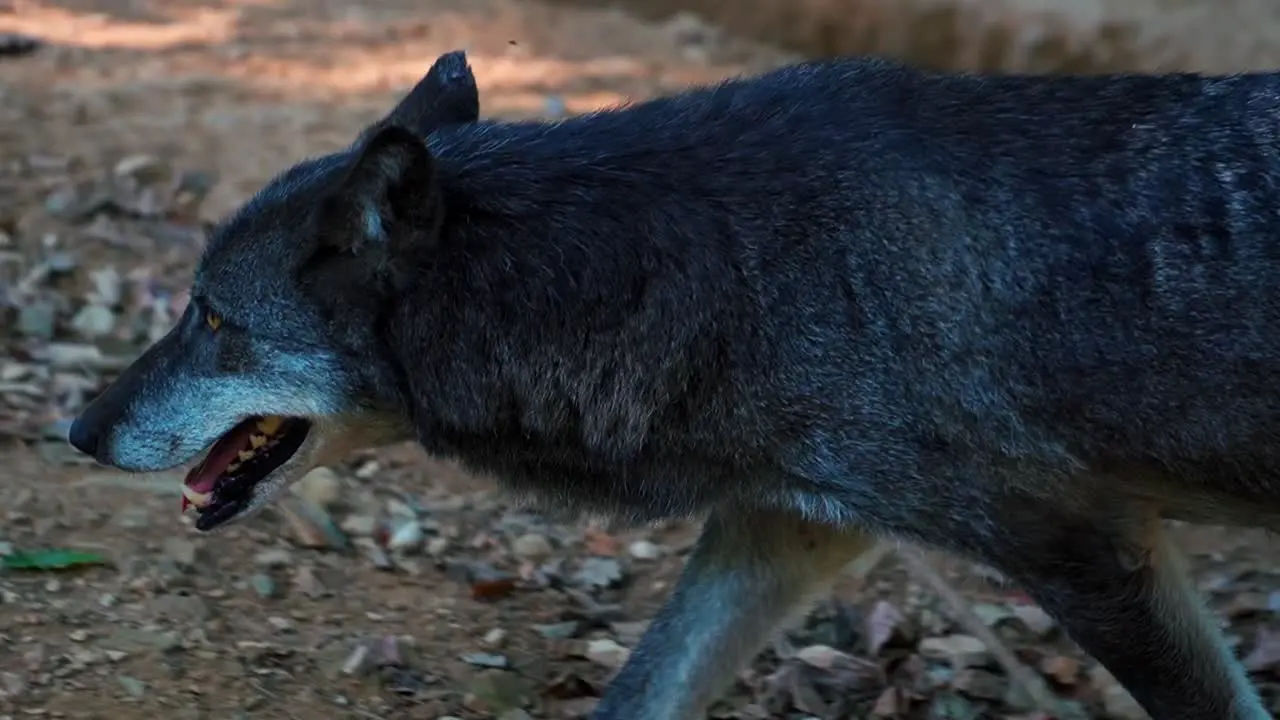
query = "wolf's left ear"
xmin=385 ymin=50 xmax=480 ymax=134
xmin=319 ymin=123 xmax=441 ymax=255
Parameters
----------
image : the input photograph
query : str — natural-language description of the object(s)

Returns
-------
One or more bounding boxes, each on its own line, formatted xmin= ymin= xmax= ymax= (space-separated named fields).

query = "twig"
xmin=897 ymin=548 xmax=1086 ymax=720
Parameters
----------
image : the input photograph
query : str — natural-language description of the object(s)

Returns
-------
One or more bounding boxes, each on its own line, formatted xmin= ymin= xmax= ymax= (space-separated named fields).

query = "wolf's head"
xmin=67 ymin=50 xmax=481 ymax=531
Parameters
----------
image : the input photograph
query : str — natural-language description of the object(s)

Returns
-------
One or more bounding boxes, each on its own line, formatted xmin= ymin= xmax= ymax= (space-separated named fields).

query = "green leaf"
xmin=1 ymin=548 xmax=112 ymax=571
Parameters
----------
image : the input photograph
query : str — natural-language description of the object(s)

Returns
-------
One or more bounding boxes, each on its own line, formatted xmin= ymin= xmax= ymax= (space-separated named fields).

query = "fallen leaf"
xmin=866 ymin=600 xmax=907 ymax=656
xmin=471 ymin=577 xmax=518 ymax=601
xmin=1 ymin=548 xmax=111 ymax=571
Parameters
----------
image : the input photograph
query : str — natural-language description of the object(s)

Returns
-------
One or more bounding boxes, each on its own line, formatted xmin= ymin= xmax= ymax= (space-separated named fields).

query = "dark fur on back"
xmin=300 ymin=59 xmax=1280 ymax=543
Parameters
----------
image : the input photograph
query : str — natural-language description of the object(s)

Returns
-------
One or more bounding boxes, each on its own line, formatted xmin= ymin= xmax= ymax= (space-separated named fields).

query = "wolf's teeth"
xmin=182 ymin=485 xmax=212 ymax=508
xmin=249 ymin=433 xmax=267 ymax=449
xmin=237 ymin=450 xmax=255 ymax=462
xmin=256 ymin=416 xmax=284 ymax=435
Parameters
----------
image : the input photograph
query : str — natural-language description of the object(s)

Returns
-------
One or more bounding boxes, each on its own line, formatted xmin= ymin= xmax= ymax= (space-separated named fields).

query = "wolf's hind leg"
xmin=981 ymin=499 xmax=1268 ymax=720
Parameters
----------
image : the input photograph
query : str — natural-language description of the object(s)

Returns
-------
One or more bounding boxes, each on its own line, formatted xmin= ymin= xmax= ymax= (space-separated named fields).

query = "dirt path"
xmin=3 ymin=1 xmax=1280 ymax=719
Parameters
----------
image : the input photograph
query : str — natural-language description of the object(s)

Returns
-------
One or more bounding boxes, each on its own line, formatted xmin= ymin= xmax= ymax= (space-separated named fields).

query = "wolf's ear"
xmin=318 ymin=123 xmax=441 ymax=255
xmin=384 ymin=50 xmax=480 ymax=134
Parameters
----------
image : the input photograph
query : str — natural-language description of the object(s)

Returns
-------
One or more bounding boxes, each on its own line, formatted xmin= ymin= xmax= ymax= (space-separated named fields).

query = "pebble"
xmin=254 ymin=548 xmax=294 ymax=568
xmin=1011 ymin=604 xmax=1057 ymax=638
xmin=918 ymin=634 xmax=991 ymax=670
xmin=795 ymin=644 xmax=855 ymax=670
xmin=117 ymin=675 xmax=146 ymax=699
xmin=533 ymin=621 xmax=581 ymax=640
xmin=585 ymin=638 xmax=631 ymax=668
xmin=267 ymin=616 xmax=293 ymax=632
xmin=512 ymin=532 xmax=553 ymax=559
xmin=17 ymin=301 xmax=56 ymax=339
xmin=70 ymin=303 xmax=115 ymax=339
xmin=627 ymin=540 xmax=661 ymax=560
xmin=250 ymin=573 xmax=277 ymax=599
xmin=386 ymin=519 xmax=423 ymax=552
xmin=483 ymin=628 xmax=507 ymax=647
xmin=292 ymin=467 xmax=342 ymax=509
xmin=89 ymin=266 xmax=123 ymax=306
xmin=340 ymin=514 xmax=379 ymax=536
xmin=426 ymin=536 xmax=450 ymax=556
xmin=460 ymin=652 xmax=510 ymax=669
xmin=574 ymin=556 xmax=624 ymax=589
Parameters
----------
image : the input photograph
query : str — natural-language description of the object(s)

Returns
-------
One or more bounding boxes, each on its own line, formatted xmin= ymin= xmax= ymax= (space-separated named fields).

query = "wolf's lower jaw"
xmin=182 ymin=415 xmax=312 ymax=531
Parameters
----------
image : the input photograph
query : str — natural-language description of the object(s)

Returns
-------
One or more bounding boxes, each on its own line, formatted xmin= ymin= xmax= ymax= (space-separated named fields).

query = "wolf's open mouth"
xmin=182 ymin=415 xmax=311 ymax=531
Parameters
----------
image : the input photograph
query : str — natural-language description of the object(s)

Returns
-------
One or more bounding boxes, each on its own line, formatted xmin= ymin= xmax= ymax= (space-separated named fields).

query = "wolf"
xmin=67 ymin=48 xmax=1280 ymax=719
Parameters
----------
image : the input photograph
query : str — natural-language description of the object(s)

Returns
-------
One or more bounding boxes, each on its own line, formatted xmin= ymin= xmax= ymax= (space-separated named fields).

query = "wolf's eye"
xmin=205 ymin=311 xmax=223 ymax=331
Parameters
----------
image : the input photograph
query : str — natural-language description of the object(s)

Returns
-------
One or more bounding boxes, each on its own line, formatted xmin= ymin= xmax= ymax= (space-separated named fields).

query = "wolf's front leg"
xmin=591 ymin=506 xmax=876 ymax=720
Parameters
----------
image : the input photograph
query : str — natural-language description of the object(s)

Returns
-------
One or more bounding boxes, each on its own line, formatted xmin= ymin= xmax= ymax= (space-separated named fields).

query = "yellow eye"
xmin=205 ymin=311 xmax=223 ymax=331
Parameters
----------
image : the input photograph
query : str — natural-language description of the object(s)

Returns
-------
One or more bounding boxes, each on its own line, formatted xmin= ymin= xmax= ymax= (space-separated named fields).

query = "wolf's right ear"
xmin=318 ymin=123 xmax=441 ymax=257
xmin=383 ymin=50 xmax=480 ymax=134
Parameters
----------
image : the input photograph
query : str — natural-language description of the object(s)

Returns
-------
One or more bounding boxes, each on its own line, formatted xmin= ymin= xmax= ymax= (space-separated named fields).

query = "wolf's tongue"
xmin=184 ymin=420 xmax=256 ymax=494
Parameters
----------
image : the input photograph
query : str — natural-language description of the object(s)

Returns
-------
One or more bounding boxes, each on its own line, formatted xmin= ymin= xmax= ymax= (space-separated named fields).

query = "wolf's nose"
xmin=67 ymin=415 xmax=100 ymax=458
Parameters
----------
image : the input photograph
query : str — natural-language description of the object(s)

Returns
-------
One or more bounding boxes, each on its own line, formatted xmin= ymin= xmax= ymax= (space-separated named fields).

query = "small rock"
xmin=104 ymin=650 xmax=127 ymax=662
xmin=341 ymin=642 xmax=373 ymax=676
xmin=387 ymin=519 xmax=423 ymax=552
xmin=918 ymin=634 xmax=991 ymax=670
xmin=68 ymin=629 xmax=90 ymax=643
xmin=585 ymin=638 xmax=631 ymax=669
xmin=162 ymin=537 xmax=198 ymax=568
xmin=1011 ymin=604 xmax=1057 ymax=638
xmin=426 ymin=536 xmax=450 ymax=555
xmin=118 ymin=675 xmax=146 ymax=699
xmin=18 ymin=302 xmax=56 ymax=339
xmin=267 ymin=616 xmax=293 ymax=632
xmin=608 ymin=620 xmax=650 ymax=646
xmin=250 ymin=573 xmax=277 ymax=599
xmin=47 ymin=251 xmax=78 ymax=273
xmin=627 ymin=540 xmax=661 ymax=560
xmin=483 ymin=628 xmax=507 ymax=647
xmin=574 ymin=557 xmax=624 ymax=590
xmin=340 ymin=514 xmax=379 ymax=536
xmin=512 ymin=533 xmax=553 ymax=559
xmin=795 ymin=644 xmax=855 ymax=670
xmin=254 ymin=548 xmax=293 ymax=568
xmin=89 ymin=266 xmax=123 ymax=306
xmin=533 ymin=621 xmax=581 ymax=640
xmin=461 ymin=652 xmax=510 ymax=669
xmin=281 ymin=498 xmax=349 ymax=550
xmin=292 ymin=467 xmax=342 ymax=509
xmin=70 ymin=304 xmax=115 ymax=339
xmin=114 ymin=154 xmax=166 ymax=181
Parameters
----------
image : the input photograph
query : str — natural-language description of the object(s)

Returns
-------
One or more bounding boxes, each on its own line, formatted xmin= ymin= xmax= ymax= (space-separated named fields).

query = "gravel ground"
xmin=4 ymin=1 xmax=1280 ymax=718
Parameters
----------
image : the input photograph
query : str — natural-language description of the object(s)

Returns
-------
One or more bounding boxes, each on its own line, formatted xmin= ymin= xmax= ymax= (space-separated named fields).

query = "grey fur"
xmin=68 ymin=51 xmax=1280 ymax=718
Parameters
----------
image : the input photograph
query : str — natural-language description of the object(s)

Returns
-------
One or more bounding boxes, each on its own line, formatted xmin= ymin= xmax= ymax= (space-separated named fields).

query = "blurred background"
xmin=3 ymin=1 xmax=1280 ymax=718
